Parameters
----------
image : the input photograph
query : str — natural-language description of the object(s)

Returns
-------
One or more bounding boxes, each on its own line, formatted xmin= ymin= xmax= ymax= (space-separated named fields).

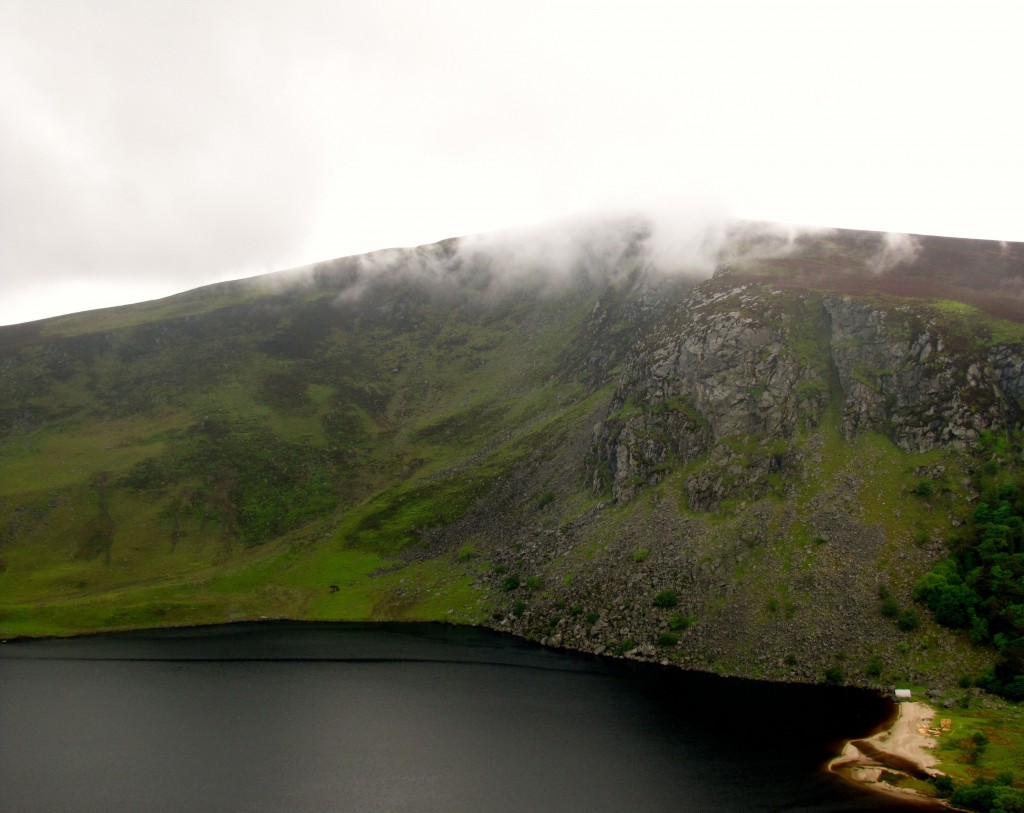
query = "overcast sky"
xmin=1 ymin=0 xmax=1021 ymax=325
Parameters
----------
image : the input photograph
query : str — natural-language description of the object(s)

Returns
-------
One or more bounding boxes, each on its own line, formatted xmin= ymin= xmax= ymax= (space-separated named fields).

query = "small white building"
xmin=894 ymin=688 xmax=912 ymax=701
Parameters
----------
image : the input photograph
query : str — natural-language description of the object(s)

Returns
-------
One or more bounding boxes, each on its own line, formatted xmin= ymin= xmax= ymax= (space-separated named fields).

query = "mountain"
xmin=2 ymin=220 xmax=1023 ymax=696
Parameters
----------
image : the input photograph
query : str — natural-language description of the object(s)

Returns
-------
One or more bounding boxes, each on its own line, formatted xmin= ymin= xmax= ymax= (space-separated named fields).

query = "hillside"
xmin=2 ymin=221 xmax=1023 ymax=699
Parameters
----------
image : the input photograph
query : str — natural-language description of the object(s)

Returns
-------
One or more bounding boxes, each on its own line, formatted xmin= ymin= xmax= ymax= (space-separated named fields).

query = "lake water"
xmin=0 ymin=622 xmax=939 ymax=812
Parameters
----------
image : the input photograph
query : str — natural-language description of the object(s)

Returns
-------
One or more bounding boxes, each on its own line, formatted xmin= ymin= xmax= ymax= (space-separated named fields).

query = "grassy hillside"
xmin=1 ymin=223 xmax=1022 ymax=711
xmin=0 ymin=253 xmax=635 ymax=636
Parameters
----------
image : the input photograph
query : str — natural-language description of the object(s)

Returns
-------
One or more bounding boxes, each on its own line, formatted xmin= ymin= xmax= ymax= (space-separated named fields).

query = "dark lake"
xmin=0 ymin=622 xmax=937 ymax=812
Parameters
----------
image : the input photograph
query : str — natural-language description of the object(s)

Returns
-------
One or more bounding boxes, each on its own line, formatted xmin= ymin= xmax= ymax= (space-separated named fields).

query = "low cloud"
xmin=870 ymin=232 xmax=922 ymax=274
xmin=304 ymin=204 xmax=735 ymax=305
xmin=260 ymin=205 xmax=852 ymax=308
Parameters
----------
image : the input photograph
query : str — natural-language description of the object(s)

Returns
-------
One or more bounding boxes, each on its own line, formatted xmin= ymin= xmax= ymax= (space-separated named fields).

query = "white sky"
xmin=1 ymin=0 xmax=1022 ymax=325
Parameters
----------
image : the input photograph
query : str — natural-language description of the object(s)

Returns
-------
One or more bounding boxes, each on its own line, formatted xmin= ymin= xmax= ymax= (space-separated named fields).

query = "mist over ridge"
xmin=256 ymin=213 xmax=1024 ymax=324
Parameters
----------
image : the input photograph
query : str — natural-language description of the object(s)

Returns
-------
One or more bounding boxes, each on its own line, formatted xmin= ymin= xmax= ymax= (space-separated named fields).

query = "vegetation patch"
xmin=914 ymin=435 xmax=1024 ymax=700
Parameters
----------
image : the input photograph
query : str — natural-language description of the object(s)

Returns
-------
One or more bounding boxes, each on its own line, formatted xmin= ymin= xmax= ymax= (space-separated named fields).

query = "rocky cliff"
xmin=588 ymin=276 xmax=1024 ymax=508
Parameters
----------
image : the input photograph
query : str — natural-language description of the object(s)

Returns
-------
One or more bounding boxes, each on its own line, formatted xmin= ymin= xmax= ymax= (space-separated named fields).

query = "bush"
xmin=914 ymin=569 xmax=976 ymax=628
xmin=914 ymin=479 xmax=935 ymax=499
xmin=511 ymin=599 xmax=526 ymax=617
xmin=614 ymin=638 xmax=636 ymax=656
xmin=1003 ymin=675 xmax=1024 ymax=702
xmin=501 ymin=574 xmax=521 ymax=592
xmin=633 ymin=548 xmax=649 ymax=563
xmin=658 ymin=631 xmax=679 ymax=647
xmin=881 ymin=597 xmax=900 ymax=618
xmin=866 ymin=656 xmax=884 ymax=678
xmin=951 ymin=778 xmax=1024 ymax=813
xmin=897 ymin=609 xmax=921 ymax=632
xmin=525 ymin=576 xmax=543 ymax=591
xmin=653 ymin=589 xmax=679 ymax=609
xmin=667 ymin=614 xmax=692 ymax=632
xmin=585 ymin=611 xmax=599 ymax=625
xmin=823 ymin=667 xmax=844 ymax=685
xmin=930 ymin=775 xmax=954 ymax=798
xmin=535 ymin=491 xmax=555 ymax=510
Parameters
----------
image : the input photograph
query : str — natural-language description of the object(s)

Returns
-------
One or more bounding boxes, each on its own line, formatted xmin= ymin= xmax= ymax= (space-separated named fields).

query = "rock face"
xmin=589 ymin=278 xmax=1024 ymax=507
xmin=825 ymin=296 xmax=1021 ymax=451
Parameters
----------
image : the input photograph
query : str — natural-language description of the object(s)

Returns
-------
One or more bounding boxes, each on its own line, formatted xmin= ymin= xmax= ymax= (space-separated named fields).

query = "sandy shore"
xmin=830 ymin=701 xmax=946 ymax=804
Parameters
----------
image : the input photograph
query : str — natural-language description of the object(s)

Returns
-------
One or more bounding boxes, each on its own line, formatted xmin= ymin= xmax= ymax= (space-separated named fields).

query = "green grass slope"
xmin=0 ymin=253 xmax=637 ymax=637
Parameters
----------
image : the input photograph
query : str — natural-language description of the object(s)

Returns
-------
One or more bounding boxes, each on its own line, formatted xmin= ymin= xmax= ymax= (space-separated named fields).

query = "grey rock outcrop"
xmin=589 ymin=280 xmax=1024 ymax=506
xmin=825 ymin=296 xmax=1023 ymax=451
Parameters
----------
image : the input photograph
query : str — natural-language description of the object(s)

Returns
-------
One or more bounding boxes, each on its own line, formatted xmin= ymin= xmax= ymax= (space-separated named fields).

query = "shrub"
xmin=633 ymin=548 xmax=649 ymax=563
xmin=667 ymin=614 xmax=692 ymax=632
xmin=658 ymin=631 xmax=679 ymax=647
xmin=613 ymin=638 xmax=636 ymax=656
xmin=930 ymin=775 xmax=955 ymax=798
xmin=653 ymin=589 xmax=679 ymax=608
xmin=456 ymin=544 xmax=476 ymax=561
xmin=881 ymin=597 xmax=900 ymax=618
xmin=511 ymin=599 xmax=526 ymax=617
xmin=914 ymin=479 xmax=935 ymax=499
xmin=866 ymin=656 xmax=884 ymax=678
xmin=569 ymin=603 xmax=583 ymax=616
xmin=824 ymin=667 xmax=844 ymax=685
xmin=585 ymin=611 xmax=600 ymax=625
xmin=897 ymin=609 xmax=921 ymax=632
xmin=525 ymin=575 xmax=543 ymax=591
xmin=535 ymin=491 xmax=555 ymax=510
xmin=501 ymin=574 xmax=521 ymax=592
xmin=1003 ymin=675 xmax=1024 ymax=702
xmin=951 ymin=778 xmax=1024 ymax=812
xmin=823 ymin=667 xmax=844 ymax=685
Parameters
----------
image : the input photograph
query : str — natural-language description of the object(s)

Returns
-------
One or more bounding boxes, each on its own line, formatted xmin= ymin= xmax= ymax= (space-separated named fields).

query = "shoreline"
xmin=829 ymin=700 xmax=953 ymax=809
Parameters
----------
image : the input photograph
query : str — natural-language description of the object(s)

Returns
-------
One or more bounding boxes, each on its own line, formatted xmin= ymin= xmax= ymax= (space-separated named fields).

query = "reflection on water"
xmin=0 ymin=622 xmax=937 ymax=812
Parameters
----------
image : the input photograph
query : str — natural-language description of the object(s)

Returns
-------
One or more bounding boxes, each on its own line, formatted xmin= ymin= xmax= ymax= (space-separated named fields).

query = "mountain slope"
xmin=2 ymin=221 xmax=1023 ymax=698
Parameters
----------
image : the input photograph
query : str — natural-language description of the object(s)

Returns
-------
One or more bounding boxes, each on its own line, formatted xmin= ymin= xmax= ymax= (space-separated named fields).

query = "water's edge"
xmin=2 ymin=619 xmax=945 ymax=811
